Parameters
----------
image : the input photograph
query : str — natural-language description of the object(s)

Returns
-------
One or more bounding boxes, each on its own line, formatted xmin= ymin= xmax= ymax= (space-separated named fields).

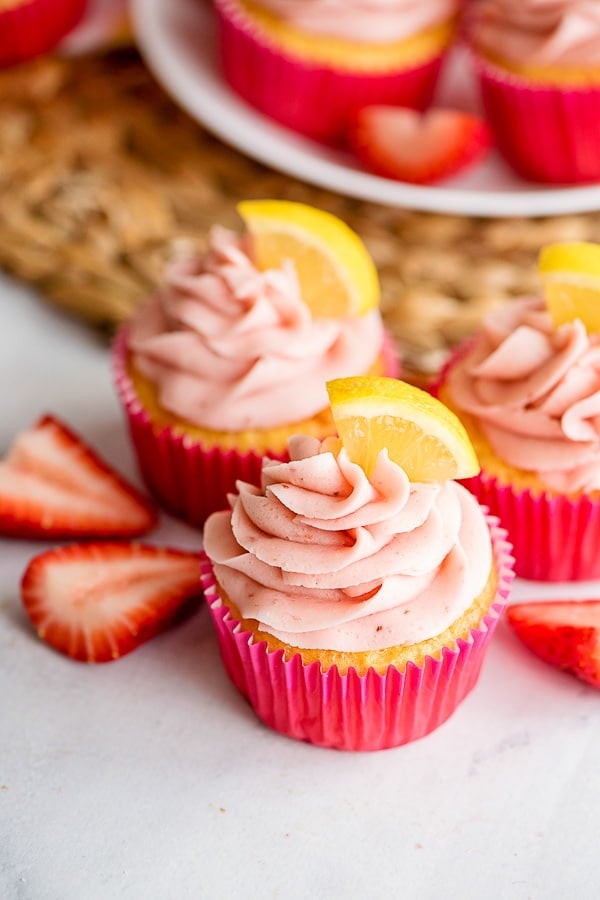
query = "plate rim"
xmin=132 ymin=0 xmax=600 ymax=219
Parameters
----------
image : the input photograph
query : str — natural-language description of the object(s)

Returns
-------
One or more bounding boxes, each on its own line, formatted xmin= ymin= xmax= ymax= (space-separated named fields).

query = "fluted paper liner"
xmin=214 ymin=0 xmax=446 ymax=143
xmin=200 ymin=517 xmax=514 ymax=751
xmin=0 ymin=0 xmax=86 ymax=67
xmin=473 ymin=54 xmax=600 ymax=184
xmin=461 ymin=472 xmax=600 ymax=582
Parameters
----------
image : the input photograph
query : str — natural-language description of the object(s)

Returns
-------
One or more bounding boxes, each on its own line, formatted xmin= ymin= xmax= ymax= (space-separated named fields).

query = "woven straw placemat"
xmin=1 ymin=49 xmax=599 ymax=378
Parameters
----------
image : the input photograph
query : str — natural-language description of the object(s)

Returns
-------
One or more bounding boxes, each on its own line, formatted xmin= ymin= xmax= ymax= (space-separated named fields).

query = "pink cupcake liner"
xmin=214 ymin=0 xmax=447 ymax=144
xmin=112 ymin=326 xmax=400 ymax=527
xmin=0 ymin=0 xmax=87 ymax=68
xmin=434 ymin=343 xmax=600 ymax=582
xmin=473 ymin=54 xmax=600 ymax=184
xmin=200 ymin=517 xmax=514 ymax=751
xmin=460 ymin=472 xmax=600 ymax=582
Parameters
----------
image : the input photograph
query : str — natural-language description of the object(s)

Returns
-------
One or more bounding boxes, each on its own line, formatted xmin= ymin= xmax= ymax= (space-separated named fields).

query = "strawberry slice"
xmin=0 ymin=415 xmax=157 ymax=539
xmin=349 ymin=106 xmax=492 ymax=185
xmin=507 ymin=600 xmax=600 ymax=690
xmin=21 ymin=542 xmax=202 ymax=662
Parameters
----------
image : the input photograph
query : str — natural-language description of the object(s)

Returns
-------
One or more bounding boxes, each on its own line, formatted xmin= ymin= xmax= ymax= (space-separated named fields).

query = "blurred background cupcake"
xmin=467 ymin=0 xmax=600 ymax=184
xmin=437 ymin=241 xmax=600 ymax=581
xmin=0 ymin=0 xmax=87 ymax=67
xmin=113 ymin=200 xmax=399 ymax=526
xmin=213 ymin=0 xmax=462 ymax=144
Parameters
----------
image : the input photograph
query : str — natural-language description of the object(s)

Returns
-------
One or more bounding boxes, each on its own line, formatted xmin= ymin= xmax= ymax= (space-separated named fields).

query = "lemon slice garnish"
xmin=238 ymin=199 xmax=379 ymax=318
xmin=327 ymin=375 xmax=479 ymax=482
xmin=539 ymin=242 xmax=600 ymax=332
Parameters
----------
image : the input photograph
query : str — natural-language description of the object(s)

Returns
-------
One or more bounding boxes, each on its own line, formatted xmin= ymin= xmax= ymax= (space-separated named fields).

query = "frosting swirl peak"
xmin=445 ymin=297 xmax=600 ymax=493
xmin=470 ymin=0 xmax=600 ymax=67
xmin=203 ymin=435 xmax=492 ymax=651
xmin=128 ymin=227 xmax=383 ymax=431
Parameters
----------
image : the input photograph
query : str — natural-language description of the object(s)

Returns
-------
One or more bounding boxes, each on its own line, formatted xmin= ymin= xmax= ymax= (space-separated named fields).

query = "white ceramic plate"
xmin=132 ymin=0 xmax=600 ymax=218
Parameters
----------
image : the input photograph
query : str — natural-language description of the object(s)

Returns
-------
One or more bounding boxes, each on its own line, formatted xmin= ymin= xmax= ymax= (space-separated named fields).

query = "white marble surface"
xmin=1 ymin=273 xmax=599 ymax=900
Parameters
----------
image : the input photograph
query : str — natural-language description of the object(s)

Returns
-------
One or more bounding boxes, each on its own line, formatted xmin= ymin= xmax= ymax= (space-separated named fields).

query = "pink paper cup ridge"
xmin=460 ymin=472 xmax=600 ymax=582
xmin=0 ymin=0 xmax=87 ymax=68
xmin=200 ymin=517 xmax=514 ymax=751
xmin=473 ymin=54 xmax=600 ymax=184
xmin=214 ymin=0 xmax=447 ymax=144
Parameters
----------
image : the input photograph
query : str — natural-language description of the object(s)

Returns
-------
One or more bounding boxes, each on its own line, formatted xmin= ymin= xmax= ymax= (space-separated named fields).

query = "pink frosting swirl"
xmin=470 ymin=0 xmax=600 ymax=66
xmin=203 ymin=435 xmax=493 ymax=651
xmin=128 ymin=227 xmax=384 ymax=431
xmin=255 ymin=0 xmax=460 ymax=43
xmin=445 ymin=297 xmax=600 ymax=493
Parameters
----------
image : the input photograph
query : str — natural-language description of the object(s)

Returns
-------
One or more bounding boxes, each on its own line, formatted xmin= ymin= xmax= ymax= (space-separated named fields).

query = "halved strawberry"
xmin=0 ymin=415 xmax=157 ymax=539
xmin=21 ymin=542 xmax=202 ymax=662
xmin=507 ymin=600 xmax=600 ymax=690
xmin=349 ymin=106 xmax=492 ymax=185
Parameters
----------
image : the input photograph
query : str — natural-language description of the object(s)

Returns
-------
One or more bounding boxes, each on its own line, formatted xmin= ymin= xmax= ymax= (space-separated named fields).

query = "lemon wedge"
xmin=238 ymin=199 xmax=379 ymax=318
xmin=327 ymin=375 xmax=480 ymax=482
xmin=539 ymin=242 xmax=600 ymax=332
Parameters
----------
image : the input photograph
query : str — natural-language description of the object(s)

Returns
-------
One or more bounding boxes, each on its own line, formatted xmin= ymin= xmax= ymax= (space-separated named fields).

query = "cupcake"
xmin=0 ymin=0 xmax=87 ymax=68
xmin=112 ymin=201 xmax=398 ymax=527
xmin=214 ymin=0 xmax=461 ymax=143
xmin=437 ymin=244 xmax=600 ymax=581
xmin=467 ymin=0 xmax=600 ymax=183
xmin=201 ymin=376 xmax=514 ymax=751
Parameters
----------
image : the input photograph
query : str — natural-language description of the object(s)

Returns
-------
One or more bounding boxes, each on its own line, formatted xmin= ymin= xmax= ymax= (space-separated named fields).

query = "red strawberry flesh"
xmin=0 ymin=415 xmax=157 ymax=539
xmin=21 ymin=542 xmax=202 ymax=662
xmin=349 ymin=106 xmax=492 ymax=185
xmin=507 ymin=600 xmax=600 ymax=690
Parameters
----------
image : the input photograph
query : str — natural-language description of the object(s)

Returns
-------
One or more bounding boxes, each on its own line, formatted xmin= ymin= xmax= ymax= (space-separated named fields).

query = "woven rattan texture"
xmin=1 ymin=50 xmax=599 ymax=375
